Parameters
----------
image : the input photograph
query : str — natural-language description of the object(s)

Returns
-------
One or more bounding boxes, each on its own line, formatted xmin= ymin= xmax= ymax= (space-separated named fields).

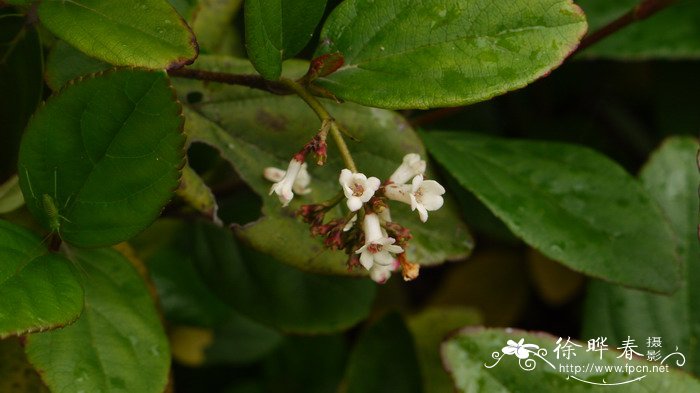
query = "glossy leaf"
xmin=245 ymin=0 xmax=327 ymax=79
xmin=577 ymin=0 xmax=700 ymax=59
xmin=442 ymin=328 xmax=700 ymax=392
xmin=583 ymin=137 xmax=700 ymax=375
xmin=25 ymin=247 xmax=170 ymax=393
xmin=184 ymin=219 xmax=377 ymax=334
xmin=37 ymin=0 xmax=198 ymax=69
xmin=0 ymin=175 xmax=24 ymax=214
xmin=314 ymin=0 xmax=587 ymax=109
xmin=423 ymin=131 xmax=680 ymax=293
xmin=0 ymin=338 xmax=48 ymax=393
xmin=0 ymin=220 xmax=83 ymax=338
xmin=205 ymin=312 xmax=283 ymax=365
xmin=408 ymin=307 xmax=481 ymax=393
xmin=174 ymin=56 xmax=472 ymax=275
xmin=0 ymin=11 xmax=42 ymax=181
xmin=18 ymin=69 xmax=186 ymax=247
xmin=344 ymin=313 xmax=422 ymax=393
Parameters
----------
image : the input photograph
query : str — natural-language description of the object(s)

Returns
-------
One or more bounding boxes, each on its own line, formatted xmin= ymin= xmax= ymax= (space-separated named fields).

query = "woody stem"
xmin=280 ymin=78 xmax=358 ymax=173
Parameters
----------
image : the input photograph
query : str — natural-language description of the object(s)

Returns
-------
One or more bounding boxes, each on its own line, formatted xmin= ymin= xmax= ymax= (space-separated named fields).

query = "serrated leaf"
xmin=0 ymin=220 xmax=83 ymax=338
xmin=583 ymin=137 xmax=700 ymax=375
xmin=442 ymin=328 xmax=700 ymax=392
xmin=314 ymin=0 xmax=587 ymax=109
xmin=25 ymin=247 xmax=170 ymax=393
xmin=0 ymin=337 xmax=49 ymax=393
xmin=0 ymin=11 xmax=42 ymax=181
xmin=189 ymin=219 xmax=377 ymax=334
xmin=577 ymin=0 xmax=700 ymax=59
xmin=245 ymin=0 xmax=327 ymax=79
xmin=37 ymin=0 xmax=198 ymax=69
xmin=344 ymin=313 xmax=422 ymax=393
xmin=44 ymin=40 xmax=110 ymax=91
xmin=174 ymin=55 xmax=472 ymax=275
xmin=423 ymin=131 xmax=680 ymax=294
xmin=18 ymin=69 xmax=186 ymax=247
xmin=408 ymin=307 xmax=481 ymax=393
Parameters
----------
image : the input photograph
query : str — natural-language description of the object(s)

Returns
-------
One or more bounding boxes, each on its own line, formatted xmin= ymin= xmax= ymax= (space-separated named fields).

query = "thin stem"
xmin=281 ymin=78 xmax=358 ymax=172
xmin=576 ymin=0 xmax=677 ymax=53
xmin=168 ymin=68 xmax=292 ymax=95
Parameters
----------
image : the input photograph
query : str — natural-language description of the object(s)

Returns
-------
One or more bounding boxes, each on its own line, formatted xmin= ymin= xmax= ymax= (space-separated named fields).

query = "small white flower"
xmin=502 ymin=339 xmax=540 ymax=360
xmin=343 ymin=214 xmax=357 ymax=232
xmin=384 ymin=174 xmax=445 ymax=222
xmin=339 ymin=169 xmax=380 ymax=212
xmin=389 ymin=153 xmax=426 ymax=185
xmin=355 ymin=214 xmax=403 ymax=281
xmin=266 ymin=159 xmax=311 ymax=207
xmin=369 ymin=259 xmax=400 ymax=284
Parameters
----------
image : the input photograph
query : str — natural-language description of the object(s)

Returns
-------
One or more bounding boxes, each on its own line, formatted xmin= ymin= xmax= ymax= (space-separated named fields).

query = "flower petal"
xmin=359 ymin=251 xmax=374 ymax=270
xmin=347 ymin=196 xmax=363 ymax=212
xmin=373 ymin=251 xmax=394 ymax=266
xmin=420 ymin=194 xmax=444 ymax=211
xmin=416 ymin=204 xmax=429 ymax=222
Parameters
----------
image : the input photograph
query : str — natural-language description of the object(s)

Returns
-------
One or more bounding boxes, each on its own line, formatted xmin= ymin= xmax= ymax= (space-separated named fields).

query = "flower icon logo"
xmin=502 ymin=339 xmax=540 ymax=359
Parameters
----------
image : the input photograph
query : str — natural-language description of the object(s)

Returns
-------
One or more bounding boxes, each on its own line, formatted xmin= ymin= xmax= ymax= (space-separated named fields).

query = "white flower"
xmin=389 ymin=153 xmax=426 ymax=185
xmin=343 ymin=215 xmax=357 ymax=232
xmin=266 ymin=159 xmax=311 ymax=207
xmin=384 ymin=174 xmax=445 ymax=222
xmin=339 ymin=169 xmax=380 ymax=212
xmin=355 ymin=214 xmax=403 ymax=281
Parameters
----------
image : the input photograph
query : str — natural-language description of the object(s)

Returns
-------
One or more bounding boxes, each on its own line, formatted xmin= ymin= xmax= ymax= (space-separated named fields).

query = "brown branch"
xmin=167 ymin=68 xmax=292 ymax=95
xmin=576 ymin=0 xmax=677 ymax=53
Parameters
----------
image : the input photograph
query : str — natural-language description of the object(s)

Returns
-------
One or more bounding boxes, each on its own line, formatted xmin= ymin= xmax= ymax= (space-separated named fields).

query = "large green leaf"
xmin=25 ymin=247 xmax=170 ymax=393
xmin=245 ymin=0 xmax=327 ymax=80
xmin=344 ymin=313 xmax=422 ymax=393
xmin=190 ymin=219 xmax=377 ymax=334
xmin=577 ymin=0 xmax=700 ymax=59
xmin=442 ymin=328 xmax=700 ymax=392
xmin=583 ymin=137 xmax=700 ymax=375
xmin=174 ymin=55 xmax=472 ymax=275
xmin=423 ymin=131 xmax=679 ymax=294
xmin=204 ymin=312 xmax=282 ymax=365
xmin=18 ymin=69 xmax=186 ymax=247
xmin=0 ymin=337 xmax=48 ymax=393
xmin=37 ymin=0 xmax=198 ymax=69
xmin=0 ymin=11 xmax=42 ymax=181
xmin=313 ymin=0 xmax=587 ymax=109
xmin=0 ymin=220 xmax=83 ymax=338
xmin=408 ymin=307 xmax=482 ymax=393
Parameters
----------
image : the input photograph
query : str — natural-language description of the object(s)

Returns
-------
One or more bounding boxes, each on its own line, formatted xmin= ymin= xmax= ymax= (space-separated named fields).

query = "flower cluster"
xmin=265 ymin=149 xmax=445 ymax=284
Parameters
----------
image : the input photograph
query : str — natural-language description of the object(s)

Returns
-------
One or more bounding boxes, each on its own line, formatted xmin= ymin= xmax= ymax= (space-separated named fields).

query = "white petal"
xmin=362 ymin=214 xmax=383 ymax=243
xmin=339 ymin=168 xmax=353 ymax=185
xmin=420 ymin=194 xmax=444 ymax=211
xmin=516 ymin=348 xmax=531 ymax=359
xmin=384 ymin=244 xmax=404 ymax=254
xmin=343 ymin=215 xmax=357 ymax=232
xmin=411 ymin=174 xmax=423 ymax=193
xmin=373 ymin=251 xmax=394 ymax=266
xmin=421 ymin=179 xmax=445 ymax=195
xmin=263 ymin=167 xmax=285 ymax=182
xmin=359 ymin=251 xmax=374 ymax=270
xmin=366 ymin=176 xmax=381 ymax=191
xmin=502 ymin=346 xmax=517 ymax=355
xmin=370 ymin=264 xmax=392 ymax=284
xmin=347 ymin=196 xmax=363 ymax=212
xmin=409 ymin=193 xmax=419 ymax=211
xmin=417 ymin=204 xmax=429 ymax=222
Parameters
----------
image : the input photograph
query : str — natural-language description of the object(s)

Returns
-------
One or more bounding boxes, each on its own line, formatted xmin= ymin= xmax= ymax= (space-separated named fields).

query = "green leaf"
xmin=0 ymin=11 xmax=42 ymax=181
xmin=175 ymin=55 xmax=472 ymax=275
xmin=423 ymin=131 xmax=680 ymax=294
xmin=577 ymin=0 xmax=700 ymax=59
xmin=193 ymin=0 xmax=244 ymax=55
xmin=138 ymin=219 xmax=230 ymax=327
xmin=37 ymin=0 xmax=198 ymax=69
xmin=408 ymin=307 xmax=482 ymax=393
xmin=205 ymin=312 xmax=282 ymax=365
xmin=44 ymin=40 xmax=110 ymax=91
xmin=314 ymin=0 xmax=587 ymax=109
xmin=177 ymin=164 xmax=222 ymax=224
xmin=0 ymin=220 xmax=84 ymax=338
xmin=0 ymin=175 xmax=24 ymax=214
xmin=0 ymin=337 xmax=49 ymax=393
xmin=344 ymin=313 xmax=422 ymax=393
xmin=190 ymin=219 xmax=377 ymax=334
xmin=18 ymin=69 xmax=186 ymax=247
xmin=443 ymin=328 xmax=700 ymax=392
xmin=245 ymin=0 xmax=327 ymax=80
xmin=25 ymin=247 xmax=170 ymax=393
xmin=583 ymin=137 xmax=700 ymax=375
